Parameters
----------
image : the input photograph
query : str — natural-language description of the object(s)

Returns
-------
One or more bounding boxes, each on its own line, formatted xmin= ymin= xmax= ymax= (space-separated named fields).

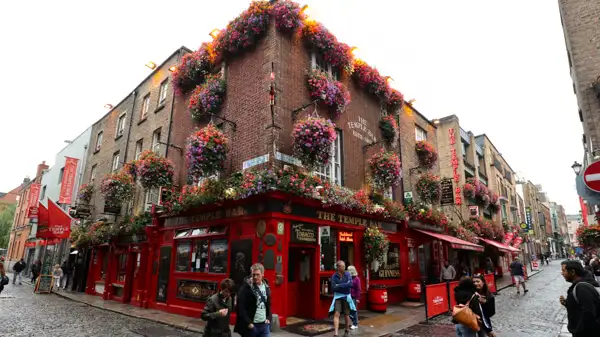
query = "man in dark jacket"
xmin=202 ymin=278 xmax=234 ymax=337
xmin=12 ymin=258 xmax=26 ymax=285
xmin=234 ymin=263 xmax=272 ymax=337
xmin=560 ymin=260 xmax=600 ymax=337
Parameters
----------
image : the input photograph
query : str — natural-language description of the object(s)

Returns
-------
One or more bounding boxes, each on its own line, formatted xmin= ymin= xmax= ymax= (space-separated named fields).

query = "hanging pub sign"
xmin=371 ymin=243 xmax=401 ymax=280
xmin=291 ymin=223 xmax=318 ymax=244
xmin=319 ymin=226 xmax=330 ymax=244
xmin=525 ymin=208 xmax=533 ymax=231
xmin=338 ymin=231 xmax=353 ymax=242
xmin=176 ymin=280 xmax=217 ymax=302
xmin=440 ymin=179 xmax=454 ymax=205
xmin=28 ymin=183 xmax=41 ymax=218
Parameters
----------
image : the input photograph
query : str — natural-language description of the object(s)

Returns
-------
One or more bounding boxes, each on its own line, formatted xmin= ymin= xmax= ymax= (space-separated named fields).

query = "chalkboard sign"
xmin=35 ymin=275 xmax=53 ymax=294
xmin=291 ymin=222 xmax=318 ymax=244
xmin=440 ymin=179 xmax=454 ymax=205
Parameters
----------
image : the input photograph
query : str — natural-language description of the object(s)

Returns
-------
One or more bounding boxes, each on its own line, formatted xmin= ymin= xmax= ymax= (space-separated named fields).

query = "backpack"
xmin=573 ymin=282 xmax=600 ymax=324
xmin=1 ymin=275 xmax=8 ymax=286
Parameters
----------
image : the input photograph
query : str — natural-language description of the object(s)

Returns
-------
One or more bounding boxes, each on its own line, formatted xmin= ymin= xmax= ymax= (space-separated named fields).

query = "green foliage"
xmin=0 ymin=204 xmax=16 ymax=249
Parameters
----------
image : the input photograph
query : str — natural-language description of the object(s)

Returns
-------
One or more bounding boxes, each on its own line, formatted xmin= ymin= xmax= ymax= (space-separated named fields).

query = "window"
xmin=90 ymin=165 xmax=97 ymax=181
xmin=174 ymin=228 xmax=228 ymax=273
xmin=384 ymin=187 xmax=393 ymax=200
xmin=116 ymin=113 xmax=127 ymax=137
xmin=158 ymin=80 xmax=168 ymax=105
xmin=58 ymin=167 xmax=64 ymax=184
xmin=152 ymin=128 xmax=162 ymax=153
xmin=135 ymin=139 xmax=143 ymax=160
xmin=141 ymin=94 xmax=151 ymax=120
xmin=461 ymin=142 xmax=468 ymax=158
xmin=175 ymin=241 xmax=192 ymax=272
xmin=40 ymin=185 xmax=47 ymax=200
xmin=311 ymin=52 xmax=339 ymax=81
xmin=116 ymin=254 xmax=127 ymax=282
xmin=95 ymin=131 xmax=103 ymax=151
xmin=144 ymin=188 xmax=160 ymax=211
xmin=415 ymin=125 xmax=427 ymax=142
xmin=112 ymin=152 xmax=120 ymax=172
xmin=320 ymin=228 xmax=337 ymax=271
xmin=314 ymin=130 xmax=342 ymax=185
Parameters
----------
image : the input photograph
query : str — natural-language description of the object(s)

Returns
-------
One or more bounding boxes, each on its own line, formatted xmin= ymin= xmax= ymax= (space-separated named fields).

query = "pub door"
xmin=287 ymin=247 xmax=317 ymax=319
xmin=126 ymin=251 xmax=142 ymax=305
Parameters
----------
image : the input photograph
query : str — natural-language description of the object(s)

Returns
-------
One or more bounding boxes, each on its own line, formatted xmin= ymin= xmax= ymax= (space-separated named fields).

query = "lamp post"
xmin=572 ymin=161 xmax=582 ymax=175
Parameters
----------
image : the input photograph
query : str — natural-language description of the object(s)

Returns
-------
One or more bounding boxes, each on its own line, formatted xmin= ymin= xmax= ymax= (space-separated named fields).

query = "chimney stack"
xmin=22 ymin=177 xmax=31 ymax=185
xmin=36 ymin=161 xmax=49 ymax=177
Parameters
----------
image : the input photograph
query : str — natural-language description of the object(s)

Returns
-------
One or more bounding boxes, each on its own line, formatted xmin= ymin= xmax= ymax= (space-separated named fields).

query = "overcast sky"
xmin=0 ymin=1 xmax=581 ymax=213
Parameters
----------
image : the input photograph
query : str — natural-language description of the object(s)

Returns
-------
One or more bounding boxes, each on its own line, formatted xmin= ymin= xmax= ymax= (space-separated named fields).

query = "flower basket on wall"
xmin=186 ymin=124 xmax=229 ymax=179
xmin=379 ymin=115 xmax=398 ymax=147
xmin=577 ymin=225 xmax=600 ymax=248
xmin=100 ymin=172 xmax=134 ymax=207
xmin=449 ymin=225 xmax=479 ymax=244
xmin=136 ymin=150 xmax=175 ymax=189
xmin=307 ymin=69 xmax=351 ymax=116
xmin=172 ymin=44 xmax=213 ymax=96
xmin=188 ymin=75 xmax=226 ymax=122
xmin=415 ymin=140 xmax=438 ymax=169
xmin=291 ymin=117 xmax=337 ymax=169
xmin=302 ymin=21 xmax=353 ymax=73
xmin=77 ymin=184 xmax=94 ymax=205
xmin=364 ymin=225 xmax=389 ymax=264
xmin=271 ymin=0 xmax=306 ymax=35
xmin=213 ymin=1 xmax=271 ymax=58
xmin=406 ymin=202 xmax=449 ymax=228
xmin=415 ymin=173 xmax=441 ymax=204
xmin=488 ymin=193 xmax=500 ymax=214
xmin=368 ymin=150 xmax=402 ymax=189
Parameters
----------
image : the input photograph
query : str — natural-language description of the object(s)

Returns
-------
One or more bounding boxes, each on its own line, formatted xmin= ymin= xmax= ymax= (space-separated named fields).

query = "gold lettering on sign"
xmin=317 ymin=211 xmax=381 ymax=227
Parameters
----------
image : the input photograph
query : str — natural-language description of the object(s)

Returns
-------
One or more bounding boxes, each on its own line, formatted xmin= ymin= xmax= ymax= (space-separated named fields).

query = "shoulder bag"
xmin=452 ymin=294 xmax=480 ymax=332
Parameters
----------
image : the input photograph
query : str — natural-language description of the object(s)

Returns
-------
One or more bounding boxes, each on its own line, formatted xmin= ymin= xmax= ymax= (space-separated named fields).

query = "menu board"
xmin=291 ymin=223 xmax=318 ymax=244
xmin=371 ymin=243 xmax=401 ymax=280
xmin=35 ymin=275 xmax=53 ymax=294
xmin=440 ymin=179 xmax=454 ymax=205
xmin=176 ymin=279 xmax=217 ymax=302
xmin=209 ymin=239 xmax=228 ymax=273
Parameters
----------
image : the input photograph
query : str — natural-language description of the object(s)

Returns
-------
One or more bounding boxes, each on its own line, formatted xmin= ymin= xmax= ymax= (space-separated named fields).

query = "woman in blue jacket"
xmin=329 ymin=261 xmax=356 ymax=337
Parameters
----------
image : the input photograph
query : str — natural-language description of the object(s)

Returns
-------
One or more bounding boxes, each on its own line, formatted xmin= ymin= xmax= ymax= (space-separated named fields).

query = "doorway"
xmin=287 ymin=247 xmax=317 ymax=319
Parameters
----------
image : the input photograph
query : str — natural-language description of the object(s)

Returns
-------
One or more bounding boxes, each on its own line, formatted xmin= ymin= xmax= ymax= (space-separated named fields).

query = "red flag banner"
xmin=503 ymin=231 xmax=515 ymax=246
xmin=27 ymin=183 xmax=41 ymax=218
xmin=59 ymin=157 xmax=79 ymax=204
xmin=36 ymin=203 xmax=50 ymax=238
xmin=512 ymin=236 xmax=524 ymax=248
xmin=36 ymin=200 xmax=72 ymax=239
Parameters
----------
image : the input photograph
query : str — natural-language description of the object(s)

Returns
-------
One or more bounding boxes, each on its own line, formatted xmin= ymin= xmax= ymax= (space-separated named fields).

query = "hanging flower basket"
xmin=122 ymin=162 xmax=138 ymax=180
xmin=385 ymin=89 xmax=404 ymax=114
xmin=292 ymin=117 xmax=337 ymax=169
xmin=100 ymin=172 xmax=135 ymax=207
xmin=488 ymin=193 xmax=500 ymax=213
xmin=415 ymin=173 xmax=441 ymax=204
xmin=577 ymin=225 xmax=600 ymax=248
xmin=186 ymin=124 xmax=229 ymax=179
xmin=213 ymin=1 xmax=271 ymax=58
xmin=188 ymin=75 xmax=226 ymax=122
xmin=364 ymin=225 xmax=389 ymax=264
xmin=406 ymin=202 xmax=449 ymax=227
xmin=271 ymin=0 xmax=305 ymax=35
xmin=463 ymin=219 xmax=483 ymax=236
xmin=379 ymin=115 xmax=398 ymax=146
xmin=302 ymin=21 xmax=353 ymax=73
xmin=172 ymin=44 xmax=213 ymax=96
xmin=368 ymin=150 xmax=402 ymax=189
xmin=307 ymin=69 xmax=350 ymax=116
xmin=353 ymin=60 xmax=387 ymax=97
xmin=463 ymin=182 xmax=476 ymax=201
xmin=415 ymin=140 xmax=438 ymax=169
xmin=450 ymin=225 xmax=479 ymax=244
xmin=136 ymin=150 xmax=175 ymax=189
xmin=77 ymin=184 xmax=94 ymax=205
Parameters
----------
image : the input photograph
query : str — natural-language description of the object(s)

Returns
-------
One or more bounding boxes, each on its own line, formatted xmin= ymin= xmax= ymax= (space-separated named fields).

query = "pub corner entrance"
xmin=287 ymin=246 xmax=318 ymax=320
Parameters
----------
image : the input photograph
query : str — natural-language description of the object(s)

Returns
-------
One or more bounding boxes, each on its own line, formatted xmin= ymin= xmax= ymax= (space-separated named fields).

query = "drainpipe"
xmin=122 ymin=90 xmax=137 ymax=163
xmin=165 ymin=47 xmax=184 ymax=160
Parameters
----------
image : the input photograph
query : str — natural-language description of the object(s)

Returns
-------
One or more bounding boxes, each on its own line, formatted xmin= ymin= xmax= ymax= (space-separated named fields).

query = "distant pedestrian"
xmin=347 ymin=266 xmax=361 ymax=330
xmin=328 ymin=260 xmax=356 ymax=337
xmin=60 ymin=261 xmax=71 ymax=290
xmin=484 ymin=258 xmax=495 ymax=275
xmin=234 ymin=263 xmax=272 ymax=337
xmin=0 ymin=262 xmax=8 ymax=295
xmin=560 ymin=260 xmax=600 ymax=337
xmin=12 ymin=258 xmax=25 ymax=285
xmin=473 ymin=274 xmax=496 ymax=337
xmin=440 ymin=261 xmax=457 ymax=282
xmin=593 ymin=257 xmax=600 ymax=283
xmin=52 ymin=264 xmax=63 ymax=291
xmin=201 ymin=278 xmax=234 ymax=337
xmin=453 ymin=277 xmax=483 ymax=337
xmin=31 ymin=260 xmax=40 ymax=283
xmin=509 ymin=257 xmax=528 ymax=294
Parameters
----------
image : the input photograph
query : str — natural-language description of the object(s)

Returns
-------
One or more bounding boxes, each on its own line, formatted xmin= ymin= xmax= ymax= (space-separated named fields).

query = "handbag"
xmin=452 ymin=294 xmax=480 ymax=332
xmin=1 ymin=275 xmax=9 ymax=286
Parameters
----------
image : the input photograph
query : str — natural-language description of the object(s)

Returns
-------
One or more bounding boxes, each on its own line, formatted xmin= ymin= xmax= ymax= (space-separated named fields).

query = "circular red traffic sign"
xmin=583 ymin=161 xmax=600 ymax=192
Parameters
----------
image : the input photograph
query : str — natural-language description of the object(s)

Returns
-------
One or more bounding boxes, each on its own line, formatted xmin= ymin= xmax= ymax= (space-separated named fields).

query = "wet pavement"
xmin=385 ymin=261 xmax=568 ymax=337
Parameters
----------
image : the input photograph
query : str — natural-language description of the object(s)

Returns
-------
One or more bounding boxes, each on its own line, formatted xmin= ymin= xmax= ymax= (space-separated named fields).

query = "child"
xmin=52 ymin=264 xmax=63 ymax=291
xmin=347 ymin=266 xmax=361 ymax=330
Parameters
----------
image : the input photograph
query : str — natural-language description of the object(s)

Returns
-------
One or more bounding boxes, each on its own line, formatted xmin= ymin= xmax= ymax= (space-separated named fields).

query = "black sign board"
xmin=176 ymin=279 xmax=217 ymax=302
xmin=156 ymin=246 xmax=171 ymax=303
xmin=34 ymin=275 xmax=53 ymax=294
xmin=371 ymin=243 xmax=401 ymax=280
xmin=440 ymin=179 xmax=454 ymax=205
xmin=290 ymin=223 xmax=318 ymax=244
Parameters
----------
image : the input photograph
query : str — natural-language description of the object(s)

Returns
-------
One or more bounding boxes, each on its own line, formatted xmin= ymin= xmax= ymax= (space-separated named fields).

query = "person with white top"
xmin=440 ymin=261 xmax=457 ymax=282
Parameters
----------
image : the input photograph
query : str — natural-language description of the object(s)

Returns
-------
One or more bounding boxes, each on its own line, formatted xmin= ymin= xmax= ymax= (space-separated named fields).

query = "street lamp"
xmin=571 ymin=161 xmax=583 ymax=175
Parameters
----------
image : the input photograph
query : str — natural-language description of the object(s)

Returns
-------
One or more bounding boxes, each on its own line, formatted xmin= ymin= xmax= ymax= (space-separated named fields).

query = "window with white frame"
xmin=116 ymin=112 xmax=127 ymax=137
xmin=314 ymin=130 xmax=342 ymax=185
xmin=91 ymin=165 xmax=97 ymax=181
xmin=415 ymin=125 xmax=427 ymax=142
xmin=135 ymin=139 xmax=143 ymax=160
xmin=112 ymin=152 xmax=120 ymax=172
xmin=141 ymin=94 xmax=151 ymax=120
xmin=95 ymin=131 xmax=103 ymax=151
xmin=197 ymin=173 xmax=220 ymax=186
xmin=152 ymin=128 xmax=161 ymax=153
xmin=144 ymin=188 xmax=160 ymax=211
xmin=158 ymin=80 xmax=168 ymax=105
xmin=311 ymin=52 xmax=339 ymax=81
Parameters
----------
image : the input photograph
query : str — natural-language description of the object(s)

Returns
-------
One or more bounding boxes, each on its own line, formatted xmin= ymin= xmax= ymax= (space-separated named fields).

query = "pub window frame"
xmin=173 ymin=226 xmax=228 ymax=275
xmin=116 ymin=253 xmax=127 ymax=283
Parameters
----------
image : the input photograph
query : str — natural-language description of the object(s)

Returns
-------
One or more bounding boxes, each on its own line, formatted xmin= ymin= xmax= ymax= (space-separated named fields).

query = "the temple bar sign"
xmin=165 ymin=206 xmax=247 ymax=227
xmin=317 ymin=211 xmax=381 ymax=227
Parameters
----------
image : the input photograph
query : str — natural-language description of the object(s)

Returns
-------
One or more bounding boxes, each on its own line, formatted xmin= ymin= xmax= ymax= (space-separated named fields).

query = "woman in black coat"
xmin=473 ymin=274 xmax=496 ymax=337
xmin=453 ymin=277 xmax=483 ymax=337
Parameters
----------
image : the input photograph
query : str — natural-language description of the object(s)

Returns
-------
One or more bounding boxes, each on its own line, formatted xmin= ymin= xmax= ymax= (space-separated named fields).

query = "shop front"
xmin=477 ymin=238 xmax=521 ymax=279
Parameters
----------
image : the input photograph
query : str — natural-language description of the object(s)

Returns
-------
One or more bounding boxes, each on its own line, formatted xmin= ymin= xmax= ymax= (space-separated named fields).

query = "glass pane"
xmin=192 ymin=240 xmax=209 ymax=272
xmin=209 ymin=239 xmax=228 ymax=273
xmin=176 ymin=242 xmax=191 ymax=272
xmin=190 ymin=228 xmax=208 ymax=237
xmin=209 ymin=226 xmax=227 ymax=235
xmin=175 ymin=230 xmax=189 ymax=238
xmin=320 ymin=228 xmax=337 ymax=271
xmin=118 ymin=254 xmax=127 ymax=282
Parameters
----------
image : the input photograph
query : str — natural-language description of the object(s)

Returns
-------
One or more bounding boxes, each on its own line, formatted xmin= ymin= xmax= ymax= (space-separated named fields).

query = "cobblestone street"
xmin=388 ymin=262 xmax=569 ymax=337
xmin=0 ymin=282 xmax=197 ymax=337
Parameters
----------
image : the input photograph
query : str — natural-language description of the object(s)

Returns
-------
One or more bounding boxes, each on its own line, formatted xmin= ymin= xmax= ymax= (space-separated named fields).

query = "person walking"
xmin=234 ymin=263 xmax=272 ymax=337
xmin=328 ymin=260 xmax=356 ymax=337
xmin=560 ymin=260 xmax=600 ymax=337
xmin=60 ymin=261 xmax=71 ymax=290
xmin=509 ymin=257 xmax=528 ymax=294
xmin=31 ymin=260 xmax=40 ymax=283
xmin=52 ymin=264 xmax=63 ymax=291
xmin=347 ymin=266 xmax=361 ymax=330
xmin=0 ymin=262 xmax=8 ymax=296
xmin=453 ymin=277 xmax=483 ymax=337
xmin=202 ymin=278 xmax=234 ymax=337
xmin=484 ymin=258 xmax=495 ymax=275
xmin=12 ymin=258 xmax=26 ymax=285
xmin=440 ymin=261 xmax=457 ymax=283
xmin=473 ymin=274 xmax=496 ymax=337
xmin=591 ymin=256 xmax=600 ymax=283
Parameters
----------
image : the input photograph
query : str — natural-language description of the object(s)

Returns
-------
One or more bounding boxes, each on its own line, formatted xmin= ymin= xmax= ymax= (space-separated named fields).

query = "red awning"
xmin=414 ymin=229 xmax=484 ymax=252
xmin=479 ymin=238 xmax=520 ymax=253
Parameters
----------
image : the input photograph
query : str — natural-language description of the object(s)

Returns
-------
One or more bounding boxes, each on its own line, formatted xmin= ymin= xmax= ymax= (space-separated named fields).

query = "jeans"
xmin=351 ymin=297 xmax=358 ymax=326
xmin=13 ymin=272 xmax=22 ymax=284
xmin=61 ymin=275 xmax=69 ymax=289
xmin=54 ymin=277 xmax=60 ymax=289
xmin=455 ymin=324 xmax=478 ymax=337
xmin=252 ymin=323 xmax=271 ymax=337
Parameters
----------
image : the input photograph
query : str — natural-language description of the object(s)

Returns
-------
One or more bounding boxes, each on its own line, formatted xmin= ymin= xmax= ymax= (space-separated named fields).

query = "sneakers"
xmin=524 ymin=289 xmax=529 ymax=293
xmin=350 ymin=325 xmax=358 ymax=330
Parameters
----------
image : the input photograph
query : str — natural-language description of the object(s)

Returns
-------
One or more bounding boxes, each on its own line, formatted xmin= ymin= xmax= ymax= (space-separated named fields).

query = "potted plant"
xmin=100 ymin=172 xmax=134 ymax=209
xmin=77 ymin=184 xmax=94 ymax=205
xmin=415 ymin=173 xmax=441 ymax=204
xmin=307 ymin=69 xmax=351 ymax=116
xmin=488 ymin=193 xmax=500 ymax=214
xmin=186 ymin=124 xmax=229 ymax=179
xmin=302 ymin=20 xmax=353 ymax=73
xmin=171 ymin=44 xmax=213 ymax=96
xmin=291 ymin=116 xmax=337 ymax=169
xmin=379 ymin=115 xmax=398 ymax=147
xmin=136 ymin=150 xmax=175 ymax=189
xmin=368 ymin=150 xmax=402 ymax=190
xmin=415 ymin=140 xmax=438 ymax=169
xmin=213 ymin=1 xmax=271 ymax=58
xmin=188 ymin=75 xmax=226 ymax=122
xmin=271 ymin=0 xmax=306 ymax=35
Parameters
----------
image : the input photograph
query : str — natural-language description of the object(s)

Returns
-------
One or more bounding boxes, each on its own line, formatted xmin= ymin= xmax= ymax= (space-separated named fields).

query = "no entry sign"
xmin=584 ymin=161 xmax=600 ymax=192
